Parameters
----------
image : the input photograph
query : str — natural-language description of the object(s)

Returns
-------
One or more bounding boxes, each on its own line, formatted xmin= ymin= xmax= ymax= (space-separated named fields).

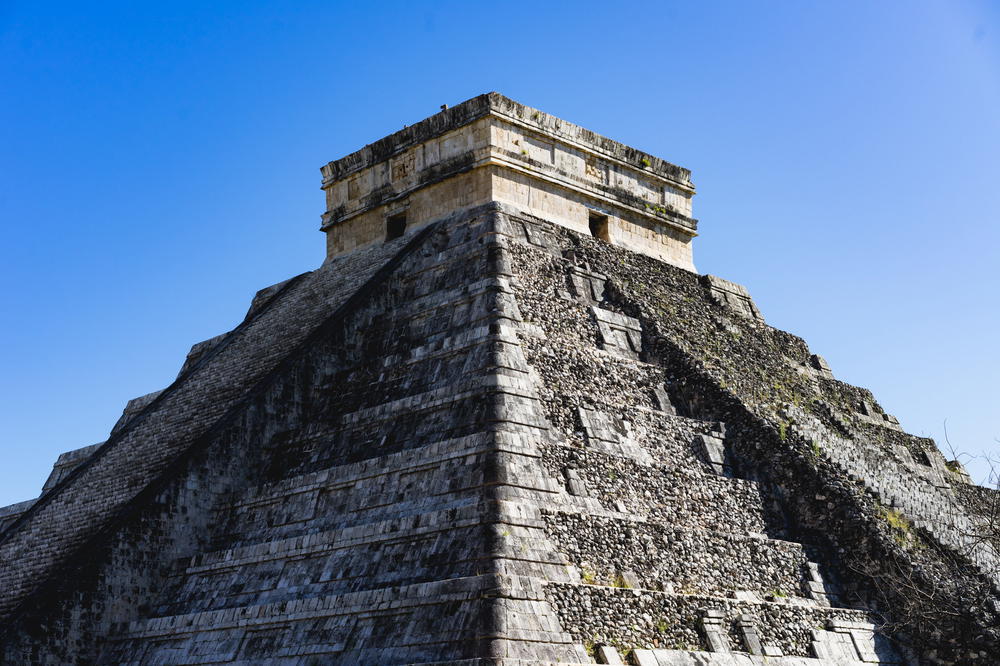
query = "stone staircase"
xmin=784 ymin=403 xmax=1000 ymax=588
xmin=494 ymin=213 xmax=904 ymax=664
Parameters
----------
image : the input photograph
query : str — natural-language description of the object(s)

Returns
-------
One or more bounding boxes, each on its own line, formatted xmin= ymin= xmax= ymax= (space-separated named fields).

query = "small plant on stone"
xmin=878 ymin=505 xmax=922 ymax=548
xmin=581 ymin=568 xmax=598 ymax=585
xmin=778 ymin=421 xmax=788 ymax=442
xmin=655 ymin=616 xmax=672 ymax=633
xmin=641 ymin=157 xmax=651 ymax=167
xmin=612 ymin=573 xmax=632 ymax=589
xmin=882 ymin=507 xmax=909 ymax=532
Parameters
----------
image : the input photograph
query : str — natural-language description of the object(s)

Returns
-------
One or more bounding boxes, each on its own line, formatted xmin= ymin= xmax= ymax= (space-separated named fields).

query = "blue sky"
xmin=1 ymin=1 xmax=998 ymax=507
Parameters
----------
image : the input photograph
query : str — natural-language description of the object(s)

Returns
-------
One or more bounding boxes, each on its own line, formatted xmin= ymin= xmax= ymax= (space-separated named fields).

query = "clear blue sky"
xmin=1 ymin=1 xmax=998 ymax=507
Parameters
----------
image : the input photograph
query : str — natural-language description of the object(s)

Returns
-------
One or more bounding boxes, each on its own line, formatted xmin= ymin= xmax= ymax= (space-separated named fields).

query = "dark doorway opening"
xmin=589 ymin=212 xmax=611 ymax=242
xmin=386 ymin=213 xmax=407 ymax=241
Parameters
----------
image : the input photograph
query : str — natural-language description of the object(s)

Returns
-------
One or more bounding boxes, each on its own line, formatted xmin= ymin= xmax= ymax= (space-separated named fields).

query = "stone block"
xmin=596 ymin=643 xmax=624 ymax=664
xmin=630 ymin=648 xmax=659 ymax=666
xmin=809 ymin=354 xmax=833 ymax=379
xmin=652 ymin=386 xmax=677 ymax=415
xmin=693 ymin=434 xmax=728 ymax=476
xmin=703 ymin=275 xmax=763 ymax=321
xmin=591 ymin=306 xmax=643 ymax=359
xmin=568 ymin=266 xmax=608 ymax=304
xmin=736 ymin=614 xmax=763 ymax=655
xmin=699 ymin=608 xmax=731 ymax=653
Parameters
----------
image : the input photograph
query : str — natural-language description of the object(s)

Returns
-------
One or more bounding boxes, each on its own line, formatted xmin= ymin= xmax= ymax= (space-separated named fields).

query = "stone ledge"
xmin=321 ymin=93 xmax=692 ymax=189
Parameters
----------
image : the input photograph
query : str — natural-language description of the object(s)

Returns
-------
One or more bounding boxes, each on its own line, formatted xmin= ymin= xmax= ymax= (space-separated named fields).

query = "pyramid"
xmin=1 ymin=94 xmax=997 ymax=665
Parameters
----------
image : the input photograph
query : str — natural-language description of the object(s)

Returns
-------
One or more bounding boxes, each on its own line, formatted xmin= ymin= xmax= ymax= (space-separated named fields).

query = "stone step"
xmin=545 ymin=582 xmax=882 ymax=661
xmin=784 ymin=405 xmax=1000 ymax=586
xmin=276 ymin=371 xmax=547 ymax=470
xmin=157 ymin=511 xmax=492 ymax=616
xmin=541 ymin=441 xmax=773 ymax=536
xmin=211 ymin=435 xmax=498 ymax=546
xmin=160 ymin=498 xmax=579 ymax=617
xmin=103 ymin=575 xmax=584 ymax=665
xmin=542 ymin=509 xmax=834 ymax=603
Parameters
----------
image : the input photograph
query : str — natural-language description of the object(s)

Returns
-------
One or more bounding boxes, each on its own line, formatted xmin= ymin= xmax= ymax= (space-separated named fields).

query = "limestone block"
xmin=693 ymin=434 xmax=728 ymax=476
xmin=177 ymin=333 xmax=228 ymax=378
xmin=568 ymin=266 xmax=608 ymax=304
xmin=702 ymin=275 xmax=763 ymax=321
xmin=699 ymin=608 xmax=731 ymax=653
xmin=804 ymin=562 xmax=838 ymax=607
xmin=110 ymin=389 xmax=165 ymax=435
xmin=591 ymin=306 xmax=643 ymax=359
xmin=0 ymin=499 xmax=37 ymax=533
xmin=809 ymin=354 xmax=833 ymax=379
xmin=577 ymin=407 xmax=652 ymax=464
xmin=945 ymin=460 xmax=973 ymax=484
xmin=562 ymin=469 xmax=590 ymax=498
xmin=736 ymin=614 xmax=763 ymax=655
xmin=810 ymin=627 xmax=859 ymax=661
xmin=652 ymin=386 xmax=677 ymax=415
xmin=631 ymin=649 xmax=659 ymax=666
xmin=244 ymin=277 xmax=296 ymax=321
xmin=596 ymin=643 xmax=625 ymax=664
xmin=40 ymin=441 xmax=104 ymax=492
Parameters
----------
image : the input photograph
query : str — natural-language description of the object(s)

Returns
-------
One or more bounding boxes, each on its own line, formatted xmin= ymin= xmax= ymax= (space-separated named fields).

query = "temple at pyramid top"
xmin=320 ymin=92 xmax=699 ymax=270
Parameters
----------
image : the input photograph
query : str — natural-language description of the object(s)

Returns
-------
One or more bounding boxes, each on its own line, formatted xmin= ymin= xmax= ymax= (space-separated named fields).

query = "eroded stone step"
xmin=103 ymin=575 xmax=582 ymax=666
xmin=541 ymin=442 xmax=776 ymax=536
xmin=211 ymin=429 xmax=581 ymax=550
xmin=162 ymin=497 xmax=583 ymax=618
xmin=544 ymin=582 xmax=881 ymax=662
xmin=259 ymin=388 xmax=546 ymax=481
xmin=784 ymin=405 xmax=1000 ymax=585
xmin=543 ymin=510 xmax=834 ymax=604
xmin=158 ymin=513 xmax=497 ymax=616
xmin=212 ymin=435 xmax=497 ymax=545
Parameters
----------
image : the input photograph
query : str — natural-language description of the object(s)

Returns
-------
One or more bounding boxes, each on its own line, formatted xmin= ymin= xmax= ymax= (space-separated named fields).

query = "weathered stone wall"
xmin=323 ymin=127 xmax=494 ymax=258
xmin=545 ymin=583 xmax=868 ymax=656
xmin=543 ymin=512 xmax=812 ymax=599
xmin=539 ymin=440 xmax=774 ymax=536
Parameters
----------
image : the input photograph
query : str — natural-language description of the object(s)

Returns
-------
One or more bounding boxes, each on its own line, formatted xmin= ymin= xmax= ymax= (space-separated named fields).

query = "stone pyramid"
xmin=1 ymin=94 xmax=997 ymax=665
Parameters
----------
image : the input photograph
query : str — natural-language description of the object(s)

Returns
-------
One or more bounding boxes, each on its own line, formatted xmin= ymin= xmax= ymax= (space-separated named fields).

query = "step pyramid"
xmin=1 ymin=94 xmax=997 ymax=665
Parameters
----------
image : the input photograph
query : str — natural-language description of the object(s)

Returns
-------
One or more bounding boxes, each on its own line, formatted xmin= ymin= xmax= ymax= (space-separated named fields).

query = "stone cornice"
xmin=319 ymin=149 xmax=698 ymax=237
xmin=320 ymin=93 xmax=694 ymax=193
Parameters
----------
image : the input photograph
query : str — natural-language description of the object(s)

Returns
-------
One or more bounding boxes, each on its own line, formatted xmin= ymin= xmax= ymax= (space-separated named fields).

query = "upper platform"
xmin=320 ymin=93 xmax=699 ymax=270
